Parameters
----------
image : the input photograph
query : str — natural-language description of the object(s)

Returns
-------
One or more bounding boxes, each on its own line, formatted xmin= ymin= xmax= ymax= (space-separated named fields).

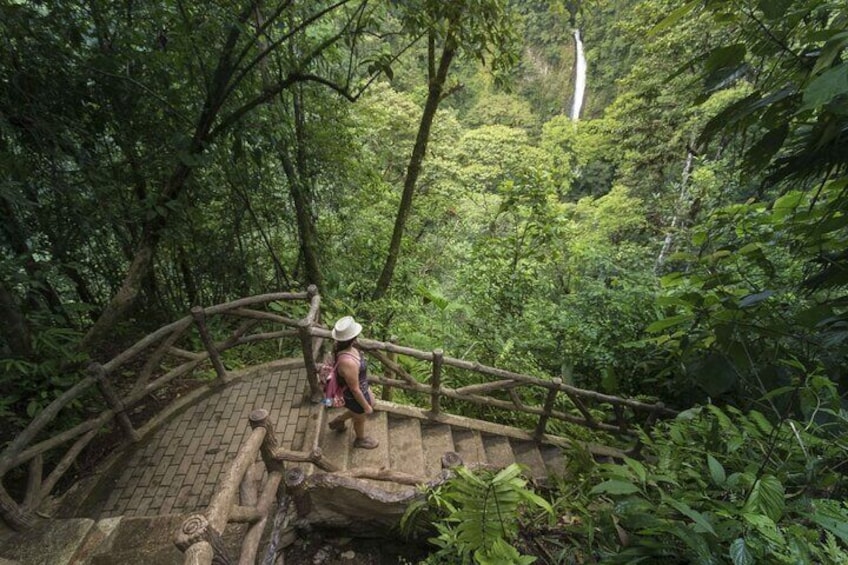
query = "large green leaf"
xmin=663 ymin=495 xmax=717 ymax=536
xmin=646 ymin=314 xmax=693 ymax=333
xmin=729 ymin=537 xmax=754 ymax=565
xmin=687 ymin=354 xmax=738 ymax=398
xmin=707 ymin=454 xmax=726 ymax=486
xmin=649 ymin=0 xmax=700 ymax=36
xmin=800 ymin=63 xmax=848 ymax=111
xmin=757 ymin=0 xmax=793 ymax=20
xmin=744 ymin=475 xmax=785 ymax=522
xmin=811 ymin=31 xmax=848 ymax=76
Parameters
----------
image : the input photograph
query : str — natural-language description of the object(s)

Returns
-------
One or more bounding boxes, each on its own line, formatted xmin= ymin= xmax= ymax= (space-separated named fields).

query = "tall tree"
xmin=77 ymin=1 xmax=380 ymax=351
xmin=372 ymin=0 xmax=518 ymax=299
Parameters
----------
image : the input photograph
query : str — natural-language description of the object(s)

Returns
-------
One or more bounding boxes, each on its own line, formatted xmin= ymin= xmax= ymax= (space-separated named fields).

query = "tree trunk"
xmin=79 ymin=6 xmax=248 ymax=354
xmin=279 ymin=146 xmax=324 ymax=292
xmin=0 ymin=281 xmax=33 ymax=360
xmin=277 ymin=86 xmax=324 ymax=291
xmin=79 ymin=237 xmax=156 ymax=353
xmin=373 ymin=30 xmax=457 ymax=300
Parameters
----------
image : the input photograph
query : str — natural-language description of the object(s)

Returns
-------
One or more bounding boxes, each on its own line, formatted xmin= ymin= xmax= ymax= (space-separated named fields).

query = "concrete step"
xmin=1 ymin=517 xmax=95 ymax=565
xmin=387 ymin=415 xmax=425 ymax=478
xmin=511 ymin=440 xmax=548 ymax=481
xmin=320 ymin=407 xmax=353 ymax=471
xmin=420 ymin=422 xmax=455 ymax=478
xmin=451 ymin=428 xmax=486 ymax=468
xmin=0 ymin=514 xmax=212 ymax=565
xmin=348 ymin=412 xmax=389 ymax=471
xmin=482 ymin=434 xmax=515 ymax=470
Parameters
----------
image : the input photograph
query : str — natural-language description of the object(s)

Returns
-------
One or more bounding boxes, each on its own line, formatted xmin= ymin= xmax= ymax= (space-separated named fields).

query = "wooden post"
xmin=298 ymin=319 xmax=322 ymax=402
xmin=249 ymin=409 xmax=283 ymax=474
xmin=191 ymin=306 xmax=228 ymax=384
xmin=430 ymin=349 xmax=443 ymax=415
xmin=88 ymin=363 xmax=140 ymax=443
xmin=613 ymin=404 xmax=628 ymax=433
xmin=284 ymin=467 xmax=311 ymax=517
xmin=627 ymin=402 xmax=664 ymax=458
xmin=306 ymin=284 xmax=319 ymax=319
xmin=534 ymin=378 xmax=562 ymax=441
xmin=381 ymin=336 xmax=397 ymax=401
xmin=174 ymin=513 xmax=231 ymax=565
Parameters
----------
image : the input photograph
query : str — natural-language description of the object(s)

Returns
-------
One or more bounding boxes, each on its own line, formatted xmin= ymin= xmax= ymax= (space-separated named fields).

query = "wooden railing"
xmin=0 ymin=288 xmax=323 ymax=532
xmin=1 ymin=286 xmax=675 ymax=535
xmin=321 ymin=331 xmax=676 ymax=441
xmin=174 ymin=408 xmax=334 ymax=565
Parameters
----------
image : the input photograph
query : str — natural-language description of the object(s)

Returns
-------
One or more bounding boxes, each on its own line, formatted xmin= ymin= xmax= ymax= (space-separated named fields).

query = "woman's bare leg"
xmin=352 ymin=413 xmax=366 ymax=439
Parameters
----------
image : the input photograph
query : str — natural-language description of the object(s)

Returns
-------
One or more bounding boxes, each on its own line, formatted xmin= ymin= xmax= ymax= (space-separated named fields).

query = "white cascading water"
xmin=570 ymin=28 xmax=587 ymax=121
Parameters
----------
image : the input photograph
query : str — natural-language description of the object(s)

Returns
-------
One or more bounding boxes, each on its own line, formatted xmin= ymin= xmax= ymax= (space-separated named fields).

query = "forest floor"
xmin=281 ymin=531 xmax=430 ymax=564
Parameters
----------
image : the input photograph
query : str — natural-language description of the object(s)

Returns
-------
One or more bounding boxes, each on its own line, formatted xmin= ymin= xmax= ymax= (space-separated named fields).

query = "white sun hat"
xmin=331 ymin=315 xmax=362 ymax=342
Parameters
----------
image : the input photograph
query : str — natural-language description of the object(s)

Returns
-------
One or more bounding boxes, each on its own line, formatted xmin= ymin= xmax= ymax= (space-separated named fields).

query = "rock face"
xmin=301 ymin=473 xmax=420 ymax=533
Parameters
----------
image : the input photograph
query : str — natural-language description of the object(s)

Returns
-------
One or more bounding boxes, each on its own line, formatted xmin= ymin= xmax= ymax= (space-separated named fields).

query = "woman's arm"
xmin=338 ymin=357 xmax=373 ymax=414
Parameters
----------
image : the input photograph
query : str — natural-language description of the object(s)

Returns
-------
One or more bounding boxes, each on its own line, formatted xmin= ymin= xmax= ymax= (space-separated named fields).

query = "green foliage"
xmin=545 ymin=399 xmax=848 ymax=563
xmin=0 ymin=324 xmax=87 ymax=443
xmin=402 ymin=463 xmax=553 ymax=564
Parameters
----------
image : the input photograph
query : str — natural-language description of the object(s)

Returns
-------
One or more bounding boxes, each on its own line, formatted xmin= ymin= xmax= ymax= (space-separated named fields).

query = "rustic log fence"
xmin=174 ymin=408 xmax=334 ymax=565
xmin=1 ymin=286 xmax=675 ymax=539
xmin=319 ymin=331 xmax=677 ymax=441
xmin=0 ymin=288 xmax=324 ymax=533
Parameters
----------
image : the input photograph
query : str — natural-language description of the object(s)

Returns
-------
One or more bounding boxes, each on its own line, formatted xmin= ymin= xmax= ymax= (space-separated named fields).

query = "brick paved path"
xmin=89 ymin=363 xmax=314 ymax=518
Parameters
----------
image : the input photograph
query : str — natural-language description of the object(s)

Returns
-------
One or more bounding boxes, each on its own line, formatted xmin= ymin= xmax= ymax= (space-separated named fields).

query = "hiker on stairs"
xmin=327 ymin=316 xmax=379 ymax=449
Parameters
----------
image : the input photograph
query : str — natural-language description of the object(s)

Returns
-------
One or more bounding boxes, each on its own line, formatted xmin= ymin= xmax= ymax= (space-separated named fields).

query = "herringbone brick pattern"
xmin=94 ymin=366 xmax=312 ymax=518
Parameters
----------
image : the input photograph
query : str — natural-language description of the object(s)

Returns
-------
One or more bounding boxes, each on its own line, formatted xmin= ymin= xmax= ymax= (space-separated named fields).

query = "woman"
xmin=326 ymin=316 xmax=379 ymax=449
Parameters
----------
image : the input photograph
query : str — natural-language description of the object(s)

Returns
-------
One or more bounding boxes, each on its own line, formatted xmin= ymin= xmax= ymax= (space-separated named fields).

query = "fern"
xmin=402 ymin=463 xmax=552 ymax=564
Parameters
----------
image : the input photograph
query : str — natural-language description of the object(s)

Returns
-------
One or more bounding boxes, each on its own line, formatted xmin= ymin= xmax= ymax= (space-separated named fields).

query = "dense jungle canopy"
xmin=2 ymin=0 xmax=847 ymax=562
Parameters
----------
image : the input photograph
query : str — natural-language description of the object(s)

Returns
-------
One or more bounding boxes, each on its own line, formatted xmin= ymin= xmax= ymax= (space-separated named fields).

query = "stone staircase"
xmin=0 ymin=404 xmax=574 ymax=564
xmin=316 ymin=404 xmax=568 ymax=483
xmin=286 ymin=403 xmax=573 ymax=535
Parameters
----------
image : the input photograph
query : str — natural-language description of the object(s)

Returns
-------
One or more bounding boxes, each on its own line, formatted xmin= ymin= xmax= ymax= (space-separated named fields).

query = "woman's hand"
xmin=364 ymin=403 xmax=374 ymax=414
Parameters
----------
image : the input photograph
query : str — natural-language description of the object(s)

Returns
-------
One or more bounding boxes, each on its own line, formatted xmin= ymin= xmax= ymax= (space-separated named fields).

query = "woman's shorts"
xmin=343 ymin=387 xmax=372 ymax=414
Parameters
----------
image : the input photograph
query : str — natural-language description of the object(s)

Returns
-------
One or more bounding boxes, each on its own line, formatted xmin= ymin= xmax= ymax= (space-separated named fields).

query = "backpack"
xmin=318 ymin=352 xmax=356 ymax=407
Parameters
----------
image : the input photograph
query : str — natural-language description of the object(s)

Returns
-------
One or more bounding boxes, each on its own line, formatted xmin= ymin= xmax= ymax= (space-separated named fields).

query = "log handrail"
xmin=1 ymin=290 xmax=317 ymax=532
xmin=2 ymin=286 xmax=676 ymax=535
xmin=175 ymin=408 xmax=338 ymax=564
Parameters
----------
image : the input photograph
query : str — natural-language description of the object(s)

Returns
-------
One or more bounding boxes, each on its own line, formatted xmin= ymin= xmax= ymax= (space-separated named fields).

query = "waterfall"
xmin=570 ymin=29 xmax=587 ymax=121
